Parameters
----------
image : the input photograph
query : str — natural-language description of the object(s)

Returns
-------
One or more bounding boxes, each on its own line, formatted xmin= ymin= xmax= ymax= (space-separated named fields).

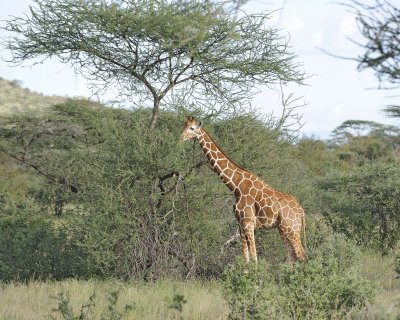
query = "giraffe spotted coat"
xmin=180 ymin=116 xmax=306 ymax=263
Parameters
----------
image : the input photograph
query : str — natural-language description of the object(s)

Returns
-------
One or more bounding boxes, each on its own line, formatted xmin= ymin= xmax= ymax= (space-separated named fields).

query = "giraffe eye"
xmin=189 ymin=127 xmax=195 ymax=131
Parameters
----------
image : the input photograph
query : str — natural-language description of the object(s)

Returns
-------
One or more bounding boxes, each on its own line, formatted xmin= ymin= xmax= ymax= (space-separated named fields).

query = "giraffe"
xmin=180 ymin=116 xmax=306 ymax=263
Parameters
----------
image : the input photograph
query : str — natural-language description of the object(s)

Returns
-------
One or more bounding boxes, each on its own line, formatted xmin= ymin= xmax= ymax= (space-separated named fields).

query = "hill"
xmin=0 ymin=77 xmax=65 ymax=116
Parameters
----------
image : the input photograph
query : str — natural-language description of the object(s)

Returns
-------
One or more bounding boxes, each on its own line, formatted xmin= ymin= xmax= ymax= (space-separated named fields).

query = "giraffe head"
xmin=180 ymin=116 xmax=203 ymax=142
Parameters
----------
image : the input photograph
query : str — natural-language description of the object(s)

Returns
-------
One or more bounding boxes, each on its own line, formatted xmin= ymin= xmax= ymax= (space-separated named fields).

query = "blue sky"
xmin=0 ymin=0 xmax=398 ymax=138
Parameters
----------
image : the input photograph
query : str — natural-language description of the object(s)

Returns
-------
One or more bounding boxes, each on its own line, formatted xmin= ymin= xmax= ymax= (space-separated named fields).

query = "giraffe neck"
xmin=197 ymin=129 xmax=245 ymax=192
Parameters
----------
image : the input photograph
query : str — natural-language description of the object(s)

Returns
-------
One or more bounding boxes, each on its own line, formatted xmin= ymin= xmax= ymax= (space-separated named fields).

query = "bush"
xmin=223 ymin=258 xmax=374 ymax=320
xmin=223 ymin=260 xmax=280 ymax=319
xmin=278 ymin=258 xmax=374 ymax=319
xmin=0 ymin=99 xmax=311 ymax=280
xmin=0 ymin=214 xmax=90 ymax=281
xmin=316 ymin=162 xmax=400 ymax=253
xmin=222 ymin=218 xmax=375 ymax=319
xmin=395 ymin=254 xmax=400 ymax=278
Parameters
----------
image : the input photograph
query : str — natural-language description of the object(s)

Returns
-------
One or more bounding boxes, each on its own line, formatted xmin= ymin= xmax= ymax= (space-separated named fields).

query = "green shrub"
xmin=0 ymin=214 xmax=90 ymax=281
xmin=49 ymin=289 xmax=134 ymax=320
xmin=222 ymin=219 xmax=375 ymax=319
xmin=278 ymin=258 xmax=374 ymax=319
xmin=49 ymin=291 xmax=95 ymax=320
xmin=316 ymin=162 xmax=400 ymax=253
xmin=223 ymin=257 xmax=374 ymax=320
xmin=395 ymin=254 xmax=400 ymax=278
xmin=223 ymin=260 xmax=281 ymax=319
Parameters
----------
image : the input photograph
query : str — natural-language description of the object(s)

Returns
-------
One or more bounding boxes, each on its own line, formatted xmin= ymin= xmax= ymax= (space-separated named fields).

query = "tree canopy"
xmin=3 ymin=0 xmax=304 ymax=128
xmin=351 ymin=0 xmax=400 ymax=88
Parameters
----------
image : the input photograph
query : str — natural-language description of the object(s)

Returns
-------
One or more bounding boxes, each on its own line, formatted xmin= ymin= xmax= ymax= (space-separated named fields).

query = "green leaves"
xmin=223 ymin=218 xmax=376 ymax=320
xmin=223 ymin=256 xmax=374 ymax=320
xmin=317 ymin=162 xmax=400 ymax=253
xmin=3 ymin=0 xmax=304 ymax=128
xmin=349 ymin=0 xmax=400 ymax=87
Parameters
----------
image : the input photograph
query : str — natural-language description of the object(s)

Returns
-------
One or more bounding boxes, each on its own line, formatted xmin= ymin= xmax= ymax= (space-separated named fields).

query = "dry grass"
xmin=0 ymin=247 xmax=398 ymax=320
xmin=0 ymin=279 xmax=228 ymax=320
xmin=1 ymin=254 xmax=399 ymax=320
xmin=357 ymin=252 xmax=400 ymax=320
xmin=0 ymin=77 xmax=65 ymax=116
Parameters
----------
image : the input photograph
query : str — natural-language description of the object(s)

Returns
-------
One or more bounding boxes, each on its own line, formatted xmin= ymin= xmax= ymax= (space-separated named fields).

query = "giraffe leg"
xmin=242 ymin=205 xmax=257 ymax=263
xmin=236 ymin=203 xmax=257 ymax=263
xmin=239 ymin=227 xmax=250 ymax=263
xmin=243 ymin=223 xmax=257 ymax=263
xmin=279 ymin=228 xmax=294 ymax=263
xmin=278 ymin=203 xmax=306 ymax=263
xmin=283 ymin=231 xmax=306 ymax=263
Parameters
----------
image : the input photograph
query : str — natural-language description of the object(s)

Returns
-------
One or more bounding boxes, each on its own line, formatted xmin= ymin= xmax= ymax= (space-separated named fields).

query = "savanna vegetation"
xmin=0 ymin=0 xmax=399 ymax=319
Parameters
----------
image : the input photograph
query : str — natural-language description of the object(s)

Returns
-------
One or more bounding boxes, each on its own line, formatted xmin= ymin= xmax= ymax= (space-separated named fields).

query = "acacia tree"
xmin=383 ymin=105 xmax=400 ymax=119
xmin=349 ymin=1 xmax=400 ymax=119
xmin=3 ymin=0 xmax=304 ymax=128
xmin=350 ymin=0 xmax=400 ymax=87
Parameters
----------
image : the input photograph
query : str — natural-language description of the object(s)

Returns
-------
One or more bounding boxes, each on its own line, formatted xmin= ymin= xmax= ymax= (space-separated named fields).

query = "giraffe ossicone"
xmin=180 ymin=116 xmax=306 ymax=263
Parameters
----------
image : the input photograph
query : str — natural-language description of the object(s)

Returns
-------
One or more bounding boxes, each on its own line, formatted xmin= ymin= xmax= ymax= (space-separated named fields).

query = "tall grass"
xmin=0 ymin=280 xmax=228 ymax=320
xmin=0 ymin=252 xmax=398 ymax=320
xmin=356 ymin=253 xmax=400 ymax=319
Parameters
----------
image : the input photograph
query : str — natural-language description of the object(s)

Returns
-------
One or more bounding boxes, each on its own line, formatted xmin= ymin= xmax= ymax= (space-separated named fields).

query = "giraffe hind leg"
xmin=285 ymin=238 xmax=295 ymax=263
xmin=286 ymin=233 xmax=306 ymax=262
xmin=279 ymin=228 xmax=295 ymax=263
xmin=279 ymin=228 xmax=305 ymax=263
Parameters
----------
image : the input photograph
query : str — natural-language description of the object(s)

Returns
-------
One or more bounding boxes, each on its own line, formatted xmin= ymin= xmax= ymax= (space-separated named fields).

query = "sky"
xmin=0 ymin=0 xmax=398 ymax=139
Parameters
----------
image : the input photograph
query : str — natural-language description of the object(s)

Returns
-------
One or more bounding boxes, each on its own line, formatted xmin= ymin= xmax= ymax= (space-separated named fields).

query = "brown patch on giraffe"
xmin=231 ymin=171 xmax=243 ymax=186
xmin=227 ymin=162 xmax=236 ymax=170
xmin=278 ymin=196 xmax=289 ymax=207
xmin=240 ymin=179 xmax=253 ymax=192
xmin=245 ymin=196 xmax=255 ymax=206
xmin=253 ymin=180 xmax=263 ymax=190
xmin=236 ymin=197 xmax=247 ymax=210
xmin=249 ymin=187 xmax=257 ymax=198
xmin=216 ymin=151 xmax=225 ymax=159
xmin=262 ymin=187 xmax=272 ymax=195
xmin=243 ymin=172 xmax=252 ymax=179
xmin=256 ymin=190 xmax=263 ymax=201
xmin=223 ymin=168 xmax=234 ymax=177
xmin=210 ymin=143 xmax=218 ymax=152
xmin=274 ymin=191 xmax=285 ymax=199
xmin=218 ymin=159 xmax=228 ymax=170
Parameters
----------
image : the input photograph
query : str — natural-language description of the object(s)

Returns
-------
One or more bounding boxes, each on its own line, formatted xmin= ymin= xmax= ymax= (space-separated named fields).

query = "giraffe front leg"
xmin=239 ymin=227 xmax=250 ymax=263
xmin=244 ymin=224 xmax=257 ymax=263
xmin=236 ymin=204 xmax=258 ymax=264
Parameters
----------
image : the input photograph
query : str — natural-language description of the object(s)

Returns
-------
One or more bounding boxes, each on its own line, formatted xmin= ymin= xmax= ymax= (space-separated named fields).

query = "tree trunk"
xmin=149 ymin=98 xmax=160 ymax=129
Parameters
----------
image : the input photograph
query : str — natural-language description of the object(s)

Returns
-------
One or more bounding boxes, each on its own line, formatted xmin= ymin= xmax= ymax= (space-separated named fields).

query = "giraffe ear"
xmin=197 ymin=122 xmax=203 ymax=128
